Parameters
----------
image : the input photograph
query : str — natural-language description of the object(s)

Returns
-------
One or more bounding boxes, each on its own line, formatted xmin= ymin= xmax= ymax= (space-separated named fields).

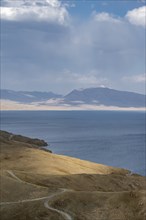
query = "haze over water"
xmin=1 ymin=111 xmax=145 ymax=176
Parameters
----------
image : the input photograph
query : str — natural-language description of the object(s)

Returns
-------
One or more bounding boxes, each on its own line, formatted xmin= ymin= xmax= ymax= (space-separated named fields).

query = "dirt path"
xmin=1 ymin=170 xmax=73 ymax=220
xmin=44 ymin=189 xmax=73 ymax=220
xmin=7 ymin=170 xmax=23 ymax=183
xmin=8 ymin=134 xmax=14 ymax=141
xmin=0 ymin=196 xmax=50 ymax=205
xmin=6 ymin=170 xmax=46 ymax=188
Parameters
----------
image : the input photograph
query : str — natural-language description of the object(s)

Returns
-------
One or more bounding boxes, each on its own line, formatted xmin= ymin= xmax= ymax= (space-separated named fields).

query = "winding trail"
xmin=44 ymin=189 xmax=73 ymax=220
xmin=6 ymin=170 xmax=47 ymax=188
xmin=0 ymin=196 xmax=50 ymax=205
xmin=7 ymin=170 xmax=23 ymax=183
xmin=126 ymin=171 xmax=134 ymax=176
xmin=8 ymin=134 xmax=14 ymax=141
xmin=1 ymin=170 xmax=73 ymax=220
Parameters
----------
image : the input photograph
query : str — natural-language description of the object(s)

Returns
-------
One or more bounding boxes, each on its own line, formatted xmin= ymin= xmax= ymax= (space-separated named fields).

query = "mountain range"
xmin=1 ymin=87 xmax=145 ymax=108
xmin=0 ymin=90 xmax=62 ymax=103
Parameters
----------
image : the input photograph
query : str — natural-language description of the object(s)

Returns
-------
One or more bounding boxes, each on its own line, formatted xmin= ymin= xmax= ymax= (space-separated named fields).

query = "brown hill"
xmin=0 ymin=130 xmax=146 ymax=220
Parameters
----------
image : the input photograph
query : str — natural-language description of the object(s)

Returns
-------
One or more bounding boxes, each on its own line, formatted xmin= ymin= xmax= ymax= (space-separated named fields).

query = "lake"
xmin=1 ymin=110 xmax=145 ymax=175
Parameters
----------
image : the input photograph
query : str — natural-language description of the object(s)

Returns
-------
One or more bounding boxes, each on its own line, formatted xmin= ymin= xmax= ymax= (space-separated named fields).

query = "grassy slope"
xmin=0 ymin=131 xmax=146 ymax=220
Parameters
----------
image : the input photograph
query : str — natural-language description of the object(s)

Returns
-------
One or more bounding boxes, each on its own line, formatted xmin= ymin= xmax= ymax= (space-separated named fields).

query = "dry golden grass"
xmin=0 ymin=130 xmax=146 ymax=220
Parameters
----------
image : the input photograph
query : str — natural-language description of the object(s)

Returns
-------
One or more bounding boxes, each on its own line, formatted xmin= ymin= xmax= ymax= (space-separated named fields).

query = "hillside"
xmin=0 ymin=130 xmax=146 ymax=220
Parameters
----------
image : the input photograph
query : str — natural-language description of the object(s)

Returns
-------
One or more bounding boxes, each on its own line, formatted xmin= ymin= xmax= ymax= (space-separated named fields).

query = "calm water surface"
xmin=1 ymin=111 xmax=145 ymax=175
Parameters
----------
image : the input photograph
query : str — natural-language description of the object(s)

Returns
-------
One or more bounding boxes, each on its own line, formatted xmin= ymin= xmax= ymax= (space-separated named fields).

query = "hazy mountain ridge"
xmin=1 ymin=88 xmax=145 ymax=108
xmin=0 ymin=89 xmax=62 ymax=103
xmin=64 ymin=87 xmax=146 ymax=107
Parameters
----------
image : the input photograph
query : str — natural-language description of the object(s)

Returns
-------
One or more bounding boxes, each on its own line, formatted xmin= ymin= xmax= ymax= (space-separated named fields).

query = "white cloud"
xmin=1 ymin=0 xmax=69 ymax=24
xmin=57 ymin=69 xmax=110 ymax=88
xmin=1 ymin=0 xmax=61 ymax=8
xmin=125 ymin=6 xmax=146 ymax=27
xmin=123 ymin=74 xmax=146 ymax=83
xmin=1 ymin=2 xmax=145 ymax=94
xmin=93 ymin=12 xmax=121 ymax=23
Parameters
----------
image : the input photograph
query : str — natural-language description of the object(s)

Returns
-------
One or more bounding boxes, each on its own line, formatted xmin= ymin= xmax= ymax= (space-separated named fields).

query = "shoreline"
xmin=1 ymin=130 xmax=144 ymax=177
xmin=1 ymin=100 xmax=145 ymax=111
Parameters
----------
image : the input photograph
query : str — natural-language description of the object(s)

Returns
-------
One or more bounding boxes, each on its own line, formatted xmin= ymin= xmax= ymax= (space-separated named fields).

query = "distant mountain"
xmin=64 ymin=87 xmax=146 ymax=107
xmin=1 ymin=88 xmax=145 ymax=108
xmin=0 ymin=89 xmax=62 ymax=103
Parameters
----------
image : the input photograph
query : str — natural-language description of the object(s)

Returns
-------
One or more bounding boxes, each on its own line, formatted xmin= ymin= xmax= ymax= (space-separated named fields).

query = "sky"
xmin=1 ymin=0 xmax=146 ymax=95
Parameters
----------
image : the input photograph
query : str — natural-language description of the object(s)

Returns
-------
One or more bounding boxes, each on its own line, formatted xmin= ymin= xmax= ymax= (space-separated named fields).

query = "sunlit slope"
xmin=0 ymin=130 xmax=128 ymax=175
xmin=0 ymin=130 xmax=146 ymax=220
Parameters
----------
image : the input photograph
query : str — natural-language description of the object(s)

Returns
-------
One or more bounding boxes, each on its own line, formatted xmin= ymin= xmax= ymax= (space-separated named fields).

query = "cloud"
xmin=93 ymin=12 xmax=121 ymax=23
xmin=125 ymin=6 xmax=146 ymax=27
xmin=1 ymin=0 xmax=69 ymax=25
xmin=57 ymin=69 xmax=110 ymax=88
xmin=123 ymin=74 xmax=146 ymax=83
xmin=0 ymin=5 xmax=145 ymax=94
